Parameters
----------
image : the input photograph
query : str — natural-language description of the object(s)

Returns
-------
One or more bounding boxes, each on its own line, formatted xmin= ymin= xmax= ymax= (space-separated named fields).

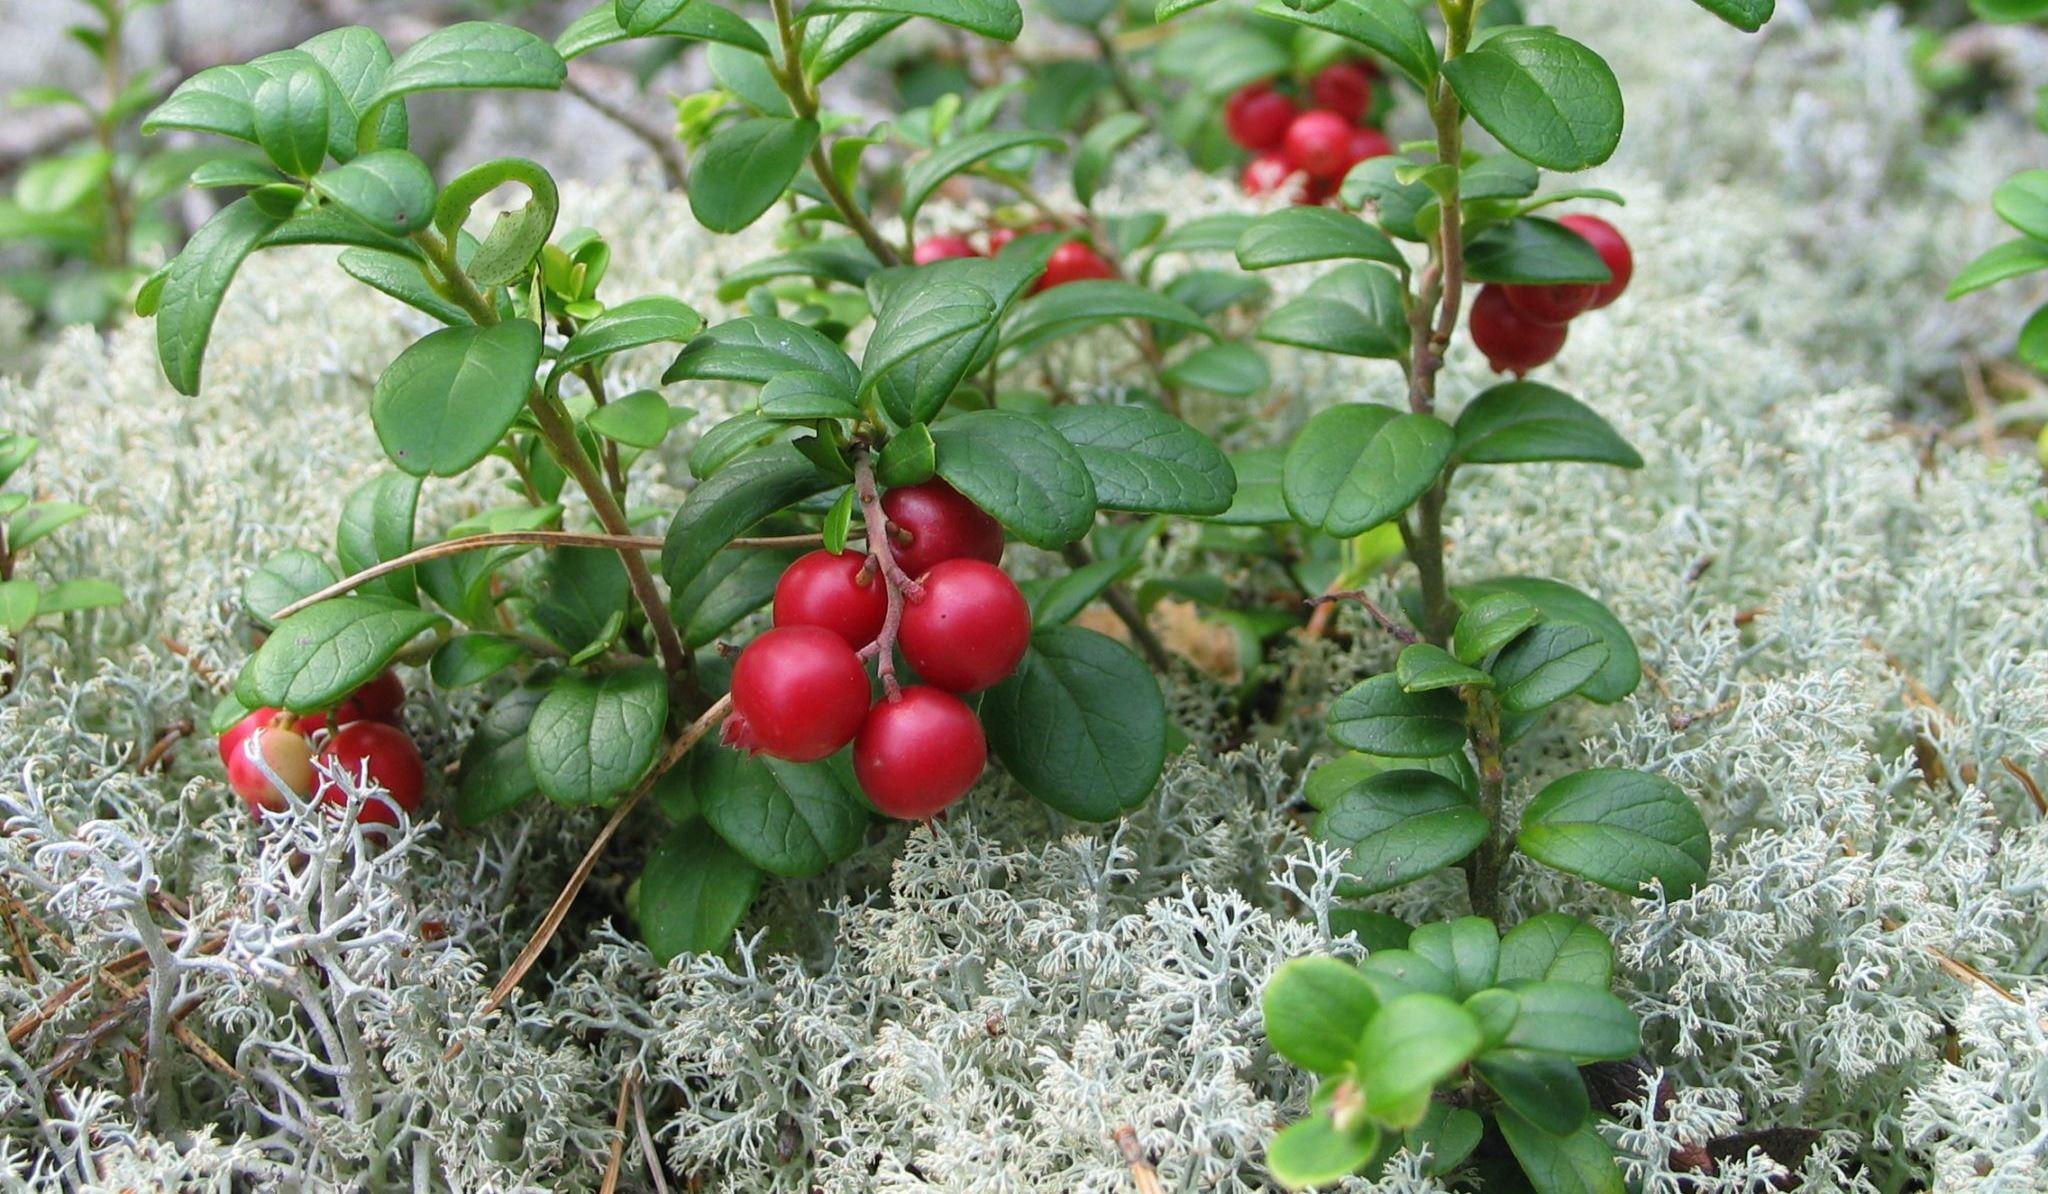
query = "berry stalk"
xmin=852 ymin=447 xmax=924 ymax=701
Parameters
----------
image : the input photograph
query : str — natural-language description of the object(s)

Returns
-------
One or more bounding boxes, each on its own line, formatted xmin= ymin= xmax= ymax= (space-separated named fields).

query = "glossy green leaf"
xmin=1359 ymin=948 xmax=1457 ymax=1002
xmin=1452 ymin=577 xmax=1639 ymax=703
xmin=1489 ymin=622 xmax=1607 ymax=714
xmin=243 ymin=549 xmax=339 ymax=628
xmin=1947 ymin=238 xmax=2048 ymax=298
xmin=1443 ymin=29 xmax=1622 ymax=173
xmin=1464 ymin=217 xmax=1614 ymax=285
xmin=0 ymin=580 xmax=37 ymax=633
xmin=802 ymin=0 xmax=1023 ymax=40
xmin=558 ymin=1 xmax=770 ymax=57
xmin=435 ymin=158 xmax=558 ymax=287
xmin=372 ymin=320 xmax=543 ymax=477
xmin=531 ymin=547 xmax=630 ymax=657
xmin=669 ymin=545 xmax=802 ymax=647
xmin=1305 ymin=749 xmax=1476 ymax=810
xmin=639 ymin=823 xmax=763 ymax=962
xmin=336 ymin=472 xmax=420 ymax=603
xmin=1499 ymin=981 xmax=1640 ymax=1061
xmin=1497 ymin=913 xmax=1614 ymax=987
xmin=758 ymin=370 xmax=860 ymax=420
xmin=931 ymin=410 xmax=1096 ymax=548
xmin=981 ymin=625 xmax=1166 ymax=821
xmin=1236 ymin=206 xmax=1403 ymax=271
xmin=1476 ymin=1049 xmax=1590 ymax=1137
xmin=1160 ymin=341 xmax=1268 ymax=396
xmin=1257 ymin=262 xmax=1408 ymax=359
xmin=1328 ymin=674 xmax=1467 ymax=757
xmin=585 ymin=390 xmax=677 ymax=449
xmin=1028 ymin=556 xmax=1135 ymax=626
xmin=144 ymin=64 xmax=272 ymax=143
xmin=1003 ymin=279 xmax=1216 ymax=357
xmin=1356 ymin=994 xmax=1483 ymax=1127
xmin=1262 ymin=957 xmax=1381 ymax=1074
xmin=236 ymin=596 xmax=441 ymax=711
xmin=696 ymin=748 xmax=869 ymax=877
xmin=617 ymin=0 xmax=693 ymax=34
xmin=252 ymin=67 xmax=335 ymax=177
xmin=38 ymin=579 xmax=124 ymax=616
xmin=339 ymin=248 xmax=469 ymax=324
xmin=1992 ymin=170 xmax=2048 ymax=241
xmin=1316 ymin=769 xmax=1488 ymax=895
xmin=689 ymin=117 xmax=818 ymax=233
xmin=1518 ymin=768 xmax=1712 ymax=898
xmin=1407 ymin=917 xmax=1500 ymax=999
xmin=1073 ymin=112 xmax=1148 ymax=208
xmin=2019 ymin=303 xmax=2048 ymax=373
xmin=664 ymin=315 xmax=860 ymax=392
xmin=311 ymin=148 xmax=436 ymax=237
xmin=1404 ymin=1102 xmax=1484 ymax=1177
xmin=1396 ymin=643 xmax=1491 ymax=692
xmin=1042 ymin=405 xmax=1235 ymax=516
xmin=1690 ymin=0 xmax=1775 ymax=31
xmin=662 ymin=446 xmax=830 ymax=588
xmin=1496 ymin=1110 xmax=1627 ymax=1194
xmin=6 ymin=502 xmax=88 ymax=552
xmin=455 ymin=684 xmax=546 ymax=822
xmin=1453 ymin=382 xmax=1641 ymax=468
xmin=527 ymin=664 xmax=668 ymax=807
xmin=1281 ymin=405 xmax=1451 ymax=536
xmin=803 ymin=12 xmax=909 ymax=83
xmin=361 ymin=21 xmax=566 ymax=138
xmin=902 ymin=129 xmax=1062 ymax=230
xmin=714 ymin=238 xmax=880 ymax=301
xmin=155 ymin=196 xmax=288 ymax=396
xmin=1250 ymin=0 xmax=1437 ymax=87
xmin=556 ymin=296 xmax=704 ymax=381
xmin=1266 ymin=1113 xmax=1380 ymax=1190
xmin=299 ymin=25 xmax=408 ymax=152
xmin=1451 ymin=591 xmax=1541 ymax=666
xmin=862 ymin=275 xmax=1001 ymax=422
xmin=432 ymin=633 xmax=524 ymax=689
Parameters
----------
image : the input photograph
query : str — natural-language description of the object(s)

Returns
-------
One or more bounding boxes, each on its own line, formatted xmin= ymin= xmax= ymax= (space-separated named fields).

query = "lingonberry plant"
xmin=140 ymin=0 xmax=1255 ymax=977
xmin=1132 ymin=0 xmax=1773 ymax=1187
xmin=0 ymin=429 xmax=125 ymax=694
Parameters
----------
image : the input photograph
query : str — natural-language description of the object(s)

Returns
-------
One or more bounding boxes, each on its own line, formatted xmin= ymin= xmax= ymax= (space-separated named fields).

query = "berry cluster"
xmin=218 ymin=669 xmax=426 ymax=826
xmin=724 ymin=478 xmax=1030 ymax=820
xmin=1469 ymin=214 xmax=1635 ymax=376
xmin=915 ymin=224 xmax=1115 ymax=290
xmin=1228 ymin=62 xmax=1394 ymax=205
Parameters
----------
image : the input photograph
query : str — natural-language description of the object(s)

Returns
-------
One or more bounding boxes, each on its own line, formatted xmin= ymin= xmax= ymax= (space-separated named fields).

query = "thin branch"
xmin=853 ymin=449 xmax=921 ymax=700
xmin=1307 ymin=589 xmax=1421 ymax=645
xmin=601 ymin=1071 xmax=638 ymax=1194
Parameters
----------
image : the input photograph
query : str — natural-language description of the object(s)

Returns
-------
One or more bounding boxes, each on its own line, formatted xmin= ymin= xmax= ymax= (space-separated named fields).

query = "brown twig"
xmin=136 ymin=720 xmax=194 ymax=773
xmin=1114 ymin=1125 xmax=1163 ymax=1194
xmin=601 ymin=1070 xmax=639 ymax=1193
xmin=1308 ymin=589 xmax=1421 ymax=645
xmin=852 ymin=449 xmax=922 ymax=701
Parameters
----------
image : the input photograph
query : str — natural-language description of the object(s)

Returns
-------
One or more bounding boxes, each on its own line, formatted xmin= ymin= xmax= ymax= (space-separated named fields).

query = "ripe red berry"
xmin=1345 ymin=126 xmax=1394 ymax=172
xmin=219 ymin=706 xmax=279 ymax=767
xmin=1470 ymin=285 xmax=1568 ymax=377
xmin=1559 ymin=214 xmax=1633 ymax=309
xmin=1241 ymin=152 xmax=1296 ymax=196
xmin=881 ymin=480 xmax=1004 ymax=579
xmin=914 ymin=234 xmax=979 ymax=265
xmin=316 ymin=721 xmax=426 ymax=826
xmin=1282 ymin=110 xmax=1357 ymax=181
xmin=1501 ymin=281 xmax=1597 ymax=326
xmin=854 ymin=687 xmax=987 ymax=819
xmin=1297 ymin=175 xmax=1339 ymax=207
xmin=226 ymin=719 xmax=315 ymax=813
xmin=1310 ymin=62 xmax=1374 ymax=123
xmin=1224 ymin=83 xmax=1298 ymax=152
xmin=774 ymin=549 xmax=888 ymax=649
xmin=986 ymin=227 xmax=1018 ymax=254
xmin=899 ymin=559 xmax=1031 ymax=693
xmin=725 ymin=625 xmax=873 ymax=763
xmin=351 ymin=669 xmax=406 ymax=721
xmin=1036 ymin=240 xmax=1116 ymax=292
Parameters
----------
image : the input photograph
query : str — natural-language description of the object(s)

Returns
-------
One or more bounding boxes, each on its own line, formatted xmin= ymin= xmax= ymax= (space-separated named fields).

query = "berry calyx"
xmin=1310 ymin=62 xmax=1374 ymax=124
xmin=1282 ymin=110 xmax=1358 ymax=181
xmin=1036 ymin=240 xmax=1116 ymax=292
xmin=1501 ymin=281 xmax=1598 ymax=326
xmin=725 ymin=625 xmax=873 ymax=763
xmin=854 ymin=687 xmax=987 ymax=820
xmin=1470 ymin=285 xmax=1568 ymax=377
xmin=226 ymin=718 xmax=315 ymax=813
xmin=881 ymin=479 xmax=1005 ymax=579
xmin=774 ymin=549 xmax=889 ymax=649
xmin=316 ymin=721 xmax=426 ymax=826
xmin=898 ymin=559 xmax=1031 ymax=693
xmin=1224 ymin=83 xmax=1298 ymax=152
xmin=914 ymin=234 xmax=980 ymax=265
xmin=1242 ymin=152 xmax=1296 ymax=196
xmin=1558 ymin=214 xmax=1633 ymax=309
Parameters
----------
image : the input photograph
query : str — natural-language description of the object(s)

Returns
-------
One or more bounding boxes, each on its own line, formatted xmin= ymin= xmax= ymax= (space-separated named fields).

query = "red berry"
xmin=1282 ymin=110 xmax=1357 ymax=181
xmin=774 ymin=549 xmax=888 ymax=649
xmin=914 ymin=234 xmax=979 ymax=265
xmin=985 ymin=227 xmax=1019 ymax=254
xmin=352 ymin=669 xmax=406 ymax=721
xmin=1036 ymin=240 xmax=1116 ymax=292
xmin=899 ymin=559 xmax=1031 ymax=693
xmin=881 ymin=480 xmax=1004 ymax=579
xmin=724 ymin=625 xmax=872 ymax=763
xmin=1296 ymin=175 xmax=1339 ymax=207
xmin=316 ymin=721 xmax=426 ymax=826
xmin=219 ymin=706 xmax=279 ymax=767
xmin=854 ymin=687 xmax=987 ymax=819
xmin=1345 ymin=126 xmax=1394 ymax=172
xmin=1470 ymin=285 xmax=1568 ymax=377
xmin=226 ymin=720 xmax=315 ymax=813
xmin=1558 ymin=214 xmax=1633 ymax=309
xmin=1242 ymin=152 xmax=1296 ymax=196
xmin=1224 ymin=83 xmax=1298 ymax=152
xmin=1310 ymin=62 xmax=1374 ymax=124
xmin=1501 ymin=282 xmax=1597 ymax=326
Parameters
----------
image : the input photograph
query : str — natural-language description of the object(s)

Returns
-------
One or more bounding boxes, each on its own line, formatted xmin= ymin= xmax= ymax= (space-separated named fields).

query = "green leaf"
xmin=1281 ymin=405 xmax=1452 ymax=536
xmin=144 ymin=64 xmax=269 ymax=143
xmin=1452 ymin=577 xmax=1639 ymax=703
xmin=1689 ymin=0 xmax=1775 ymax=31
xmin=669 ymin=546 xmax=802 ymax=647
xmin=588 ymin=390 xmax=678 ymax=449
xmin=1464 ymin=217 xmax=1613 ymax=285
xmin=0 ymin=580 xmax=37 ymax=633
xmin=311 ymin=148 xmax=436 ymax=237
xmin=432 ymin=633 xmax=524 ymax=688
xmin=2019 ymin=303 xmax=2048 ymax=373
xmin=6 ymin=502 xmax=88 ymax=552
xmin=1073 ymin=112 xmax=1148 ymax=208
xmin=803 ymin=12 xmax=909 ymax=83
xmin=1462 ymin=154 xmax=1542 ymax=201
xmin=339 ymin=248 xmax=469 ymax=325
xmin=361 ymin=21 xmax=566 ymax=139
xmin=1452 ymin=592 xmax=1541 ymax=666
xmin=527 ymin=664 xmax=668 ymax=807
xmin=1499 ymin=981 xmax=1640 ymax=1061
xmin=1250 ymin=0 xmax=1437 ymax=87
xmin=1262 ymin=957 xmax=1381 ymax=1074
xmin=243 ymin=549 xmax=339 ymax=628
xmin=1042 ymin=405 xmax=1235 ymax=516
xmin=695 ymin=749 xmax=869 ymax=877
xmin=562 ymin=1 xmax=768 ymax=56
xmin=714 ymin=238 xmax=880 ymax=301
xmin=1497 ymin=913 xmax=1614 ymax=987
xmin=1257 ymin=262 xmax=1408 ymax=359
xmin=455 ymin=684 xmax=546 ymax=822
xmin=1328 ymin=675 xmax=1467 ymax=757
xmin=1266 ymin=1113 xmax=1381 ymax=1191
xmin=664 ymin=315 xmax=860 ymax=393
xmin=1407 ymin=917 xmax=1500 ymax=999
xmin=436 ymin=158 xmax=559 ymax=287
xmin=1518 ymin=768 xmax=1712 ymax=898
xmin=1236 ymin=207 xmax=1404 ymax=271
xmin=639 ymin=823 xmax=763 ymax=963
xmin=902 ymin=129 xmax=1062 ymax=230
xmin=1489 ymin=622 xmax=1607 ymax=714
xmin=1145 ymin=212 xmax=1256 ymax=260
xmin=1003 ymin=279 xmax=1216 ymax=358
xmin=1443 ymin=29 xmax=1622 ymax=173
xmin=801 ymin=0 xmax=1023 ymax=40
xmin=863 ymin=277 xmax=1001 ymax=423
xmin=371 ymin=321 xmax=543 ymax=477
xmin=981 ymin=625 xmax=1165 ymax=821
xmin=1453 ymin=382 xmax=1642 ymax=468
xmin=1027 ymin=556 xmax=1135 ymax=626
xmin=336 ymin=472 xmax=420 ymax=603
xmin=617 ymin=0 xmax=693 ymax=34
xmin=662 ymin=446 xmax=830 ymax=589
xmin=1404 ymin=1102 xmax=1484 ymax=1177
xmin=1161 ymin=341 xmax=1268 ymax=397
xmin=155 ymin=196 xmax=288 ymax=396
xmin=1948 ymin=238 xmax=2048 ymax=299
xmin=236 ymin=596 xmax=441 ymax=711
xmin=689 ymin=117 xmax=819 ymax=233
xmin=531 ymin=547 xmax=630 ymax=657
xmin=1475 ymin=1050 xmax=1590 ymax=1138
xmin=1359 ymin=948 xmax=1456 ymax=1002
xmin=931 ymin=410 xmax=1096 ymax=548
xmin=1316 ymin=770 xmax=1488 ymax=895
xmin=299 ymin=25 xmax=408 ymax=152
xmin=1305 ymin=749 xmax=1475 ymax=810
xmin=1396 ymin=643 xmax=1491 ymax=692
xmin=1993 ymin=170 xmax=2048 ymax=241
xmin=38 ymin=579 xmax=124 ymax=615
xmin=556 ymin=296 xmax=704 ymax=381
xmin=877 ymin=422 xmax=937 ymax=488
xmin=1495 ymin=1111 xmax=1627 ymax=1194
xmin=1355 ymin=994 xmax=1483 ymax=1127
xmin=252 ymin=67 xmax=335 ymax=177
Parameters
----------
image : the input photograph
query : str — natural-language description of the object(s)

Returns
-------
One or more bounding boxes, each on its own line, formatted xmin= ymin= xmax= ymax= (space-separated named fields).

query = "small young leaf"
xmin=1407 ymin=917 xmax=1501 ymax=999
xmin=1442 ymin=29 xmax=1622 ymax=173
xmin=1475 ymin=1050 xmax=1590 ymax=1138
xmin=1262 ymin=957 xmax=1382 ymax=1074
xmin=372 ymin=320 xmax=543 ymax=477
xmin=236 ymin=596 xmax=441 ymax=711
xmin=1517 ymin=768 xmax=1712 ymax=898
xmin=980 ymin=625 xmax=1165 ymax=821
xmin=1993 ymin=169 xmax=2048 ymax=241
xmin=1497 ymin=913 xmax=1614 ymax=987
xmin=0 ymin=580 xmax=37 ymax=633
xmin=1396 ymin=643 xmax=1491 ymax=692
xmin=38 ymin=579 xmax=124 ymax=615
xmin=689 ymin=117 xmax=820 ymax=233
xmin=1452 ymin=577 xmax=1639 ymax=703
xmin=1235 ymin=206 xmax=1404 ymax=271
xmin=1947 ymin=238 xmax=2048 ymax=299
xmin=527 ymin=664 xmax=668 ymax=807
xmin=1316 ymin=770 xmax=1489 ymax=895
xmin=1489 ymin=622 xmax=1608 ymax=714
xmin=556 ymin=296 xmax=705 ymax=380
xmin=638 ymin=823 xmax=763 ymax=963
xmin=1452 ymin=591 xmax=1542 ymax=665
xmin=1356 ymin=994 xmax=1483 ymax=1127
xmin=696 ymin=748 xmax=869 ymax=877
xmin=1265 ymin=1112 xmax=1381 ymax=1191
xmin=1495 ymin=1109 xmax=1627 ymax=1194
xmin=1453 ymin=382 xmax=1642 ymax=468
xmin=932 ymin=410 xmax=1096 ymax=548
xmin=877 ymin=422 xmax=938 ymax=487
